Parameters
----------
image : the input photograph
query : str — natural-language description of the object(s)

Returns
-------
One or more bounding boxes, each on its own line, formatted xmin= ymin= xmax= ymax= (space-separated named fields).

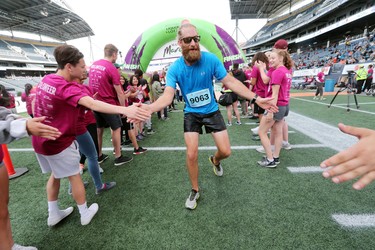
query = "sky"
xmin=66 ymin=0 xmax=268 ymax=65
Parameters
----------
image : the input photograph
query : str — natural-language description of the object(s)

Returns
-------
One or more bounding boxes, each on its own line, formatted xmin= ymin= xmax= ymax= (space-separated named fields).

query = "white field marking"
xmin=286 ymin=111 xmax=358 ymax=152
xmin=8 ymin=143 xmax=325 ymax=153
xmin=244 ymin=122 xmax=258 ymax=125
xmin=291 ymin=97 xmax=375 ymax=115
xmin=333 ymin=101 xmax=375 ymax=106
xmin=287 ymin=166 xmax=324 ymax=173
xmin=332 ymin=214 xmax=375 ymax=227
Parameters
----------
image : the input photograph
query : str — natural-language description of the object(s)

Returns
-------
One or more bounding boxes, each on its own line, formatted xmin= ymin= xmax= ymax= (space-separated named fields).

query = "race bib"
xmin=186 ymin=88 xmax=211 ymax=107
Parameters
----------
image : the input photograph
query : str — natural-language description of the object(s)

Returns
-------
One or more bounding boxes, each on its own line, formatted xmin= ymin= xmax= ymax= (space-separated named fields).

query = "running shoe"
xmin=98 ymin=153 xmax=109 ymax=164
xmin=209 ymin=155 xmax=223 ymax=176
xmin=185 ymin=189 xmax=200 ymax=210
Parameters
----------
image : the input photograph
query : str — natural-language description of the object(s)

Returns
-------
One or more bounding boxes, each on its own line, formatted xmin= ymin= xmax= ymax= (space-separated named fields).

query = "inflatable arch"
xmin=123 ymin=18 xmax=247 ymax=72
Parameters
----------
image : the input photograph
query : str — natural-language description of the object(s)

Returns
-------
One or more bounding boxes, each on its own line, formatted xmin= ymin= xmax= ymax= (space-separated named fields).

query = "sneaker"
xmin=147 ymin=129 xmax=156 ymax=135
xmin=185 ymin=189 xmax=200 ymax=210
xmin=251 ymin=126 xmax=259 ymax=135
xmin=95 ymin=181 xmax=116 ymax=195
xmin=12 ymin=244 xmax=37 ymax=250
xmin=98 ymin=154 xmax=109 ymax=164
xmin=133 ymin=147 xmax=147 ymax=155
xmin=81 ymin=203 xmax=99 ymax=226
xmin=257 ymin=157 xmax=277 ymax=168
xmin=313 ymin=96 xmax=318 ymax=100
xmin=227 ymin=122 xmax=232 ymax=127
xmin=162 ymin=117 xmax=170 ymax=121
xmin=282 ymin=142 xmax=292 ymax=150
xmin=255 ymin=146 xmax=265 ymax=153
xmin=114 ymin=155 xmax=133 ymax=166
xmin=236 ymin=121 xmax=242 ymax=125
xmin=274 ymin=157 xmax=280 ymax=165
xmin=136 ymin=135 xmax=144 ymax=141
xmin=47 ymin=207 xmax=74 ymax=226
xmin=99 ymin=167 xmax=104 ymax=174
xmin=320 ymin=97 xmax=326 ymax=101
xmin=209 ymin=155 xmax=223 ymax=177
xmin=68 ymin=181 xmax=89 ymax=195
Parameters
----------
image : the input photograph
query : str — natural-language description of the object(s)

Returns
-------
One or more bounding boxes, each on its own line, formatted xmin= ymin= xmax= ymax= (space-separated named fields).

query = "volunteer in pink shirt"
xmin=32 ymin=45 xmax=150 ymax=227
xmin=250 ymin=52 xmax=269 ymax=123
xmin=256 ymin=50 xmax=293 ymax=168
xmin=89 ymin=44 xmax=132 ymax=166
xmin=314 ymin=67 xmax=326 ymax=100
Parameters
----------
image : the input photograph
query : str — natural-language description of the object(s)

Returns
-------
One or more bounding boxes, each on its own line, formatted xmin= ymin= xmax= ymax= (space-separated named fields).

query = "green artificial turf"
xmin=6 ymin=95 xmax=375 ymax=249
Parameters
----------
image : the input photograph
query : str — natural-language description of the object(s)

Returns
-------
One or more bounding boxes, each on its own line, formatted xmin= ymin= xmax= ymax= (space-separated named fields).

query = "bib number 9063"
xmin=186 ymin=88 xmax=211 ymax=107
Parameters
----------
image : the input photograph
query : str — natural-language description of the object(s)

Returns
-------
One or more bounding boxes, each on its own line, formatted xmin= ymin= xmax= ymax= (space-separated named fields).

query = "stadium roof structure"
xmin=229 ymin=0 xmax=300 ymax=19
xmin=0 ymin=0 xmax=94 ymax=42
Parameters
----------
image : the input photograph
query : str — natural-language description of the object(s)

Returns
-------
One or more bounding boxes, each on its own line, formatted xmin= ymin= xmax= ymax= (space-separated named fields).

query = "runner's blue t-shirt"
xmin=166 ymin=51 xmax=227 ymax=114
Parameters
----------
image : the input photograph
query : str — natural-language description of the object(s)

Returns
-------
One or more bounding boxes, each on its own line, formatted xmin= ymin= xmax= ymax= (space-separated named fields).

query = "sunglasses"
xmin=180 ymin=36 xmax=201 ymax=44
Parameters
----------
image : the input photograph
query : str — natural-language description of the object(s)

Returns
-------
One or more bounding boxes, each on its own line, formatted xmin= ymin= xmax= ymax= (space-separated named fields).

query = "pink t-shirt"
xmin=368 ymin=68 xmax=373 ymax=79
xmin=270 ymin=66 xmax=292 ymax=106
xmin=89 ymin=59 xmax=121 ymax=106
xmin=317 ymin=71 xmax=325 ymax=83
xmin=76 ymin=85 xmax=94 ymax=135
xmin=32 ymin=74 xmax=87 ymax=155
xmin=265 ymin=67 xmax=275 ymax=97
xmin=250 ymin=65 xmax=268 ymax=98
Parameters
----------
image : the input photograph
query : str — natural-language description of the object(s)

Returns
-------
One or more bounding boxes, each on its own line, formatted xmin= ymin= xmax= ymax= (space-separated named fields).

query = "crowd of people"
xmin=293 ymin=31 xmax=375 ymax=70
xmin=2 ymin=20 xmax=375 ymax=250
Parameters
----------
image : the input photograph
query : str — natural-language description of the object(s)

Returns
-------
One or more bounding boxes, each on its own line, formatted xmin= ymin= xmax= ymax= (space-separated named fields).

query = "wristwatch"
xmin=250 ymin=94 xmax=258 ymax=104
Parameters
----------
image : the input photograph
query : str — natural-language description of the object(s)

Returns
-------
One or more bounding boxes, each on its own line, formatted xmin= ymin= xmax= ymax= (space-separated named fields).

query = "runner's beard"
xmin=182 ymin=45 xmax=201 ymax=64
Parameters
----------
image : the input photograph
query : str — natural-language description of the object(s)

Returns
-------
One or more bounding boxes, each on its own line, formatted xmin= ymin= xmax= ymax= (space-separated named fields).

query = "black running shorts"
xmin=121 ymin=118 xmax=134 ymax=131
xmin=253 ymin=103 xmax=265 ymax=115
xmin=94 ymin=111 xmax=122 ymax=130
xmin=184 ymin=110 xmax=226 ymax=134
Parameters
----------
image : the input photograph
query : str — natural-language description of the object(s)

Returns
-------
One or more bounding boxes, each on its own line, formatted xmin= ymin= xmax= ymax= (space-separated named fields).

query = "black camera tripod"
xmin=328 ymin=72 xmax=360 ymax=111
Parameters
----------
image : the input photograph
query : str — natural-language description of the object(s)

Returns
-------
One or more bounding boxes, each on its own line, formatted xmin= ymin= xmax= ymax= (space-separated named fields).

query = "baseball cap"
xmin=359 ymin=64 xmax=364 ymax=68
xmin=114 ymin=63 xmax=122 ymax=68
xmin=274 ymin=39 xmax=288 ymax=50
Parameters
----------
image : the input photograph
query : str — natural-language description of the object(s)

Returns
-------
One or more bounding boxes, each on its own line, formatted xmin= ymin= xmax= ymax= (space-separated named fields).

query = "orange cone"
xmin=2 ymin=144 xmax=15 ymax=175
xmin=1 ymin=144 xmax=29 ymax=179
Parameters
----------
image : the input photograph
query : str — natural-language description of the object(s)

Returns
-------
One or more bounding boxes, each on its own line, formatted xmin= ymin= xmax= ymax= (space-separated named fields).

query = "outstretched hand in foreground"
xmin=27 ymin=116 xmax=61 ymax=140
xmin=321 ymin=123 xmax=375 ymax=190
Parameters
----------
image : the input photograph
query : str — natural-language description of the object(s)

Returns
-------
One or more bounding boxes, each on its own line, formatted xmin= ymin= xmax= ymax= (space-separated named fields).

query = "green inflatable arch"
xmin=123 ymin=18 xmax=246 ymax=72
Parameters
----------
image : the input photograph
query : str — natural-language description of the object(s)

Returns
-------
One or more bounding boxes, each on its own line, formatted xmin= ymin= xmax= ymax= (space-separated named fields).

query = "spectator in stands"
xmin=32 ymin=45 xmax=150 ymax=227
xmin=355 ymin=64 xmax=367 ymax=94
xmin=313 ymin=67 xmax=326 ymax=100
xmin=89 ymin=44 xmax=133 ymax=166
xmin=21 ymin=83 xmax=36 ymax=117
xmin=363 ymin=64 xmax=373 ymax=93
xmin=0 ymin=102 xmax=61 ymax=250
